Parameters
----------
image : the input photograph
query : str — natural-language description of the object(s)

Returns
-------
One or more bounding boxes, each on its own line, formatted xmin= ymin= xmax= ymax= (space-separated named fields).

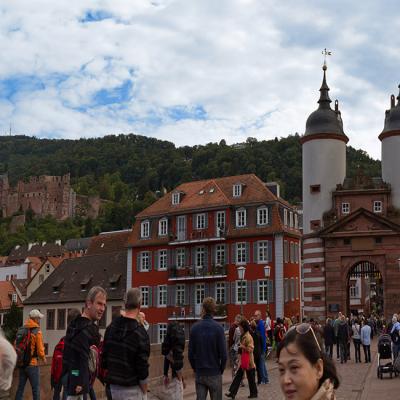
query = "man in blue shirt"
xmin=254 ymin=310 xmax=269 ymax=384
xmin=390 ymin=314 xmax=400 ymax=360
xmin=189 ymin=297 xmax=227 ymax=400
xmin=360 ymin=319 xmax=371 ymax=363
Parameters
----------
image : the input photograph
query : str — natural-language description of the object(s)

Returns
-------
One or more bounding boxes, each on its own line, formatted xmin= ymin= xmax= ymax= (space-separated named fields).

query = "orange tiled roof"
xmin=0 ymin=281 xmax=19 ymax=310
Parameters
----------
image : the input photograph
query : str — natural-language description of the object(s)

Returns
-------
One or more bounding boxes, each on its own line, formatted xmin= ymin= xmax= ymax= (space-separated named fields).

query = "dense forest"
xmin=0 ymin=133 xmax=381 ymax=254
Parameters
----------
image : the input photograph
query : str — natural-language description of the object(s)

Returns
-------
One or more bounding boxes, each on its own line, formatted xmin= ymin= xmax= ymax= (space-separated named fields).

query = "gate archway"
xmin=347 ymin=261 xmax=383 ymax=316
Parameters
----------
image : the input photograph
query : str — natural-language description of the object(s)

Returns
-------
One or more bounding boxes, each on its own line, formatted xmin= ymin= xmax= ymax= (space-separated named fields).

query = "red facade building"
xmin=127 ymin=174 xmax=301 ymax=343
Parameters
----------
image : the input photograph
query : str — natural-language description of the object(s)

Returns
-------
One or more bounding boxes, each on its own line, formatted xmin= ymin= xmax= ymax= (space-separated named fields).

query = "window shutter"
xmin=211 ymin=245 xmax=216 ymax=267
xmin=148 ymin=251 xmax=153 ymax=271
xmin=155 ymin=286 xmax=159 ymax=306
xmin=253 ymin=242 xmax=258 ymax=263
xmin=184 ymin=284 xmax=190 ymax=306
xmin=168 ymin=286 xmax=175 ymax=306
xmin=204 ymin=247 xmax=209 ymax=268
xmin=192 ymin=214 xmax=196 ymax=229
xmin=231 ymin=282 xmax=237 ymax=304
xmin=209 ymin=282 xmax=215 ymax=299
xmin=191 ymin=247 xmax=195 ymax=268
xmin=225 ymin=282 xmax=231 ymax=304
xmin=231 ymin=243 xmax=237 ymax=265
xmin=268 ymin=241 xmax=273 ymax=262
xmin=136 ymin=253 xmax=141 ymax=272
xmin=190 ymin=285 xmax=195 ymax=310
xmin=224 ymin=244 xmax=229 ymax=264
xmin=246 ymin=281 xmax=251 ymax=303
xmin=154 ymin=251 xmax=159 ymax=271
xmin=205 ymin=213 xmax=208 ymax=228
xmin=167 ymin=249 xmax=172 ymax=269
xmin=246 ymin=242 xmax=250 ymax=263
xmin=149 ymin=287 xmax=153 ymax=307
xmin=268 ymin=280 xmax=274 ymax=303
xmin=253 ymin=280 xmax=258 ymax=304
xmin=185 ymin=248 xmax=189 ymax=267
xmin=204 ymin=283 xmax=210 ymax=297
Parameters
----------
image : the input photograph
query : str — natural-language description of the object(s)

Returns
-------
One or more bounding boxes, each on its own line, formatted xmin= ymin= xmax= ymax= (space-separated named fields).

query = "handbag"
xmin=240 ymin=350 xmax=250 ymax=370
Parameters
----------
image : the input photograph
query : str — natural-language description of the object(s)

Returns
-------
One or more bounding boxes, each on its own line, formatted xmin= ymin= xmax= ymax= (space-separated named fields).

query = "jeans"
xmin=53 ymin=374 xmax=68 ymax=400
xmin=229 ymin=349 xmax=239 ymax=378
xmin=325 ymin=344 xmax=333 ymax=359
xmin=393 ymin=343 xmax=400 ymax=361
xmin=353 ymin=339 xmax=361 ymax=363
xmin=15 ymin=365 xmax=40 ymax=400
xmin=363 ymin=345 xmax=371 ymax=362
xmin=110 ymin=385 xmax=147 ymax=400
xmin=228 ymin=368 xmax=257 ymax=397
xmin=257 ymin=352 xmax=269 ymax=384
xmin=195 ymin=375 xmax=222 ymax=400
xmin=339 ymin=342 xmax=348 ymax=363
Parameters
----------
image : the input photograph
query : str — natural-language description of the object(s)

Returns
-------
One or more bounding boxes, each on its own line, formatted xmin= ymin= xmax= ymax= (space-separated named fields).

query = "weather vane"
xmin=322 ymin=48 xmax=332 ymax=69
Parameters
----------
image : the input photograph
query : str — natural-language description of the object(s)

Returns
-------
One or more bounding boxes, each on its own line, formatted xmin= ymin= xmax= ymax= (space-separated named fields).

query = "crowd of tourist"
xmin=0 ymin=289 xmax=400 ymax=400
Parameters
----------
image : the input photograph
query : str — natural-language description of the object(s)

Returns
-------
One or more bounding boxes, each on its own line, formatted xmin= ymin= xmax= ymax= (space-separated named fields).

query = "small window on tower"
xmin=310 ymin=185 xmax=321 ymax=194
xmin=341 ymin=202 xmax=350 ymax=215
xmin=373 ymin=201 xmax=382 ymax=213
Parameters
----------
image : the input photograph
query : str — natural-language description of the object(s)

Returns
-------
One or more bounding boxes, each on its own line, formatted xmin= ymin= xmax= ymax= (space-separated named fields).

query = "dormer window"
xmin=141 ymin=220 xmax=150 ymax=238
xmin=172 ymin=192 xmax=180 ymax=205
xmin=80 ymin=275 xmax=92 ymax=291
xmin=283 ymin=208 xmax=288 ymax=226
xmin=342 ymin=203 xmax=350 ymax=215
xmin=373 ymin=201 xmax=382 ymax=213
xmin=109 ymin=273 xmax=121 ymax=290
xmin=233 ymin=184 xmax=242 ymax=197
xmin=52 ymin=277 xmax=64 ymax=294
xmin=11 ymin=293 xmax=17 ymax=303
xmin=159 ymin=218 xmax=168 ymax=236
xmin=257 ymin=206 xmax=269 ymax=226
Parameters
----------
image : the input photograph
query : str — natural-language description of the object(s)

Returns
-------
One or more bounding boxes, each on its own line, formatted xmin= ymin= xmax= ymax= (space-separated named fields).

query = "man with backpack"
xmin=63 ymin=287 xmax=105 ymax=400
xmin=390 ymin=314 xmax=400 ymax=360
xmin=15 ymin=309 xmax=46 ymax=400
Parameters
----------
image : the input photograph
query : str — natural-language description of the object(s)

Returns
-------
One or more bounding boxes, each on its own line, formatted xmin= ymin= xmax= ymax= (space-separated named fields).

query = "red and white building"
xmin=127 ymin=174 xmax=301 ymax=343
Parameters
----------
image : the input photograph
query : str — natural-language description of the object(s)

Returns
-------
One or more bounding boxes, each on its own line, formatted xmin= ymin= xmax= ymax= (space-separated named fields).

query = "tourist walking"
xmin=225 ymin=319 xmax=258 ymax=399
xmin=102 ymin=287 xmax=150 ymax=400
xmin=189 ymin=297 xmax=227 ymax=400
xmin=15 ymin=309 xmax=46 ymax=400
xmin=323 ymin=318 xmax=334 ymax=359
xmin=63 ymin=286 xmax=105 ymax=399
xmin=254 ymin=310 xmax=269 ymax=384
xmin=351 ymin=318 xmax=362 ymax=363
xmin=333 ymin=313 xmax=341 ymax=360
xmin=228 ymin=315 xmax=242 ymax=378
xmin=390 ymin=314 xmax=400 ymax=360
xmin=162 ymin=321 xmax=185 ymax=400
xmin=361 ymin=319 xmax=371 ymax=363
xmin=0 ymin=330 xmax=17 ymax=400
xmin=249 ymin=319 xmax=262 ymax=386
xmin=337 ymin=315 xmax=349 ymax=364
xmin=277 ymin=323 xmax=340 ymax=400
xmin=265 ymin=311 xmax=273 ymax=354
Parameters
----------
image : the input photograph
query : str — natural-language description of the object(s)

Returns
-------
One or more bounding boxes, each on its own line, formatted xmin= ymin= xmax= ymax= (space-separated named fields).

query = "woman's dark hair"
xmin=277 ymin=326 xmax=340 ymax=389
xmin=239 ymin=319 xmax=250 ymax=333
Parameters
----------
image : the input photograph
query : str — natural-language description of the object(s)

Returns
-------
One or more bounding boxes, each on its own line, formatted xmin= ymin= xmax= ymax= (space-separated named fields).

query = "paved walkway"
xmin=151 ymin=339 xmax=400 ymax=400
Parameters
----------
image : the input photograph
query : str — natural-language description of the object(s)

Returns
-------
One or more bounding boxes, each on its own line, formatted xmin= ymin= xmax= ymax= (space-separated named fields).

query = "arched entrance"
xmin=347 ymin=261 xmax=383 ymax=317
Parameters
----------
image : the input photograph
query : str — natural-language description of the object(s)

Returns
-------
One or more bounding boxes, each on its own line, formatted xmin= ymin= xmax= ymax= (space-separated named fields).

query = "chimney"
xmin=55 ymin=239 xmax=61 ymax=246
xmin=28 ymin=243 xmax=33 ymax=251
xmin=42 ymin=241 xmax=46 ymax=246
xmin=266 ymin=182 xmax=280 ymax=198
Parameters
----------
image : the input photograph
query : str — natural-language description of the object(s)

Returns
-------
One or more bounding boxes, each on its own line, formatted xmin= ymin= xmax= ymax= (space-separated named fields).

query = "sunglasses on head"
xmin=295 ymin=323 xmax=322 ymax=352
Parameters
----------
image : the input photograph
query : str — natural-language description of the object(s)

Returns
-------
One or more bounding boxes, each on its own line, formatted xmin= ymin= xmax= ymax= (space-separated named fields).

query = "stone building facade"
xmin=301 ymin=64 xmax=400 ymax=320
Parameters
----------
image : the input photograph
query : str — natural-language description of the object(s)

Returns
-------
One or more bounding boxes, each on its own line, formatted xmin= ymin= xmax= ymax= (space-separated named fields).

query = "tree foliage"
xmin=3 ymin=303 xmax=23 ymax=343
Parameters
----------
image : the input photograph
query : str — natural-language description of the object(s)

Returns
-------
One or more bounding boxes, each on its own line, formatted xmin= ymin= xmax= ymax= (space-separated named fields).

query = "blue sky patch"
xmin=92 ymin=80 xmax=133 ymax=106
xmin=166 ymin=105 xmax=207 ymax=121
xmin=80 ymin=10 xmax=113 ymax=23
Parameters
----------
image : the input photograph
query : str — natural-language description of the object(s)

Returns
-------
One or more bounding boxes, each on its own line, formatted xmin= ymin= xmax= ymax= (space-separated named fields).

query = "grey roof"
xmin=12 ymin=278 xmax=29 ymax=296
xmin=304 ymin=66 xmax=347 ymax=138
xmin=8 ymin=243 xmax=66 ymax=261
xmin=24 ymin=251 xmax=127 ymax=305
xmin=381 ymin=86 xmax=400 ymax=135
xmin=65 ymin=237 xmax=92 ymax=252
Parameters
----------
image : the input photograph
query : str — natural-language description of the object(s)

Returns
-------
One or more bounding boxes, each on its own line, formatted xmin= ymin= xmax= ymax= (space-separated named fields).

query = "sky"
xmin=0 ymin=1 xmax=400 ymax=160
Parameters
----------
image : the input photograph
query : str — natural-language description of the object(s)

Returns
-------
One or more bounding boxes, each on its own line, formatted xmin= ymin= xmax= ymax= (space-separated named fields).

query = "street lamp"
xmin=264 ymin=265 xmax=271 ymax=311
xmin=237 ymin=266 xmax=246 ymax=315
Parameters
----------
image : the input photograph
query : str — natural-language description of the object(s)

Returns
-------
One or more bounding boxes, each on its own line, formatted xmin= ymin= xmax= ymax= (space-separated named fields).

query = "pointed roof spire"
xmin=318 ymin=64 xmax=332 ymax=108
xmin=397 ymin=84 xmax=400 ymax=105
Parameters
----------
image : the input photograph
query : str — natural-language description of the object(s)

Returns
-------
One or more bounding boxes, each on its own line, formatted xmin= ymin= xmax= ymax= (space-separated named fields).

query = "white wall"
xmin=302 ymin=139 xmax=346 ymax=234
xmin=0 ymin=263 xmax=28 ymax=281
xmin=382 ymin=135 xmax=400 ymax=209
xmin=26 ymin=261 xmax=55 ymax=297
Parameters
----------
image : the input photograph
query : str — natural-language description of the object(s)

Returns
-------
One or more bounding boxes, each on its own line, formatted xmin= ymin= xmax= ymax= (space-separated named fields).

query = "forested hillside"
xmin=0 ymin=133 xmax=381 ymax=254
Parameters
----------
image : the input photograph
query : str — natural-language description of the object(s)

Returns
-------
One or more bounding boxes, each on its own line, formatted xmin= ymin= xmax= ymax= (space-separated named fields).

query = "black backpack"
xmin=15 ymin=327 xmax=38 ymax=368
xmin=391 ymin=328 xmax=400 ymax=344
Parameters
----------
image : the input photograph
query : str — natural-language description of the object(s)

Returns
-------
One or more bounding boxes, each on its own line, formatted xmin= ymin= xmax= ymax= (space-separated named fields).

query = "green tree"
xmin=3 ymin=303 xmax=23 ymax=342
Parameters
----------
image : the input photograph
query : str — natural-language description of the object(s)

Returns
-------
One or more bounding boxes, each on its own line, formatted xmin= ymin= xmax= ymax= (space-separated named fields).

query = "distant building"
xmin=0 ymin=280 xmax=22 ymax=327
xmin=301 ymin=65 xmax=400 ymax=320
xmin=127 ymin=174 xmax=301 ymax=343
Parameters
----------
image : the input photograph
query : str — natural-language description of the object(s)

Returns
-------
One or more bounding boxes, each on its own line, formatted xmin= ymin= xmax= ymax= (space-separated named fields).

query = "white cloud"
xmin=0 ymin=0 xmax=399 ymax=160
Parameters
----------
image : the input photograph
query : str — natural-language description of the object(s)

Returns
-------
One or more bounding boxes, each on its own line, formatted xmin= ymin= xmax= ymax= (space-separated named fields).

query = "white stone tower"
xmin=301 ymin=65 xmax=349 ymax=234
xmin=379 ymin=86 xmax=400 ymax=209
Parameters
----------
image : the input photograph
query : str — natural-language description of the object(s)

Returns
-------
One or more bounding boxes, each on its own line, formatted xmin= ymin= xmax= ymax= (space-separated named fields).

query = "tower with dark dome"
xmin=379 ymin=86 xmax=400 ymax=208
xmin=301 ymin=65 xmax=349 ymax=234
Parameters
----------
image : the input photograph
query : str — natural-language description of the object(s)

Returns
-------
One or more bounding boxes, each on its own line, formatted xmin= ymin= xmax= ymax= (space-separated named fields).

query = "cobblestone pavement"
xmin=174 ymin=338 xmax=400 ymax=400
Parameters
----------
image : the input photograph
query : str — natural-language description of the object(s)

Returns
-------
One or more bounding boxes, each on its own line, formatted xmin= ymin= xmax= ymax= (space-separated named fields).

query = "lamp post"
xmin=237 ymin=266 xmax=246 ymax=315
xmin=264 ymin=265 xmax=271 ymax=311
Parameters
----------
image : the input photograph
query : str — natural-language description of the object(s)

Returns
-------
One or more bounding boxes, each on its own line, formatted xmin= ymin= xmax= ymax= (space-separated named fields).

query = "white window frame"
xmin=236 ymin=242 xmax=246 ymax=265
xmin=196 ymin=213 xmax=206 ymax=229
xmin=294 ymin=213 xmax=298 ymax=229
xmin=172 ymin=192 xmax=180 ymax=205
xmin=215 ymin=244 xmax=225 ymax=265
xmin=258 ymin=241 xmax=268 ymax=263
xmin=236 ymin=280 xmax=247 ymax=304
xmin=236 ymin=208 xmax=246 ymax=228
xmin=373 ymin=201 xmax=382 ymax=213
xmin=176 ymin=284 xmax=185 ymax=305
xmin=45 ymin=264 xmax=51 ymax=273
xmin=257 ymin=206 xmax=268 ymax=226
xmin=158 ymin=285 xmax=167 ymax=307
xmin=215 ymin=282 xmax=225 ymax=304
xmin=141 ymin=220 xmax=150 ymax=238
xmin=11 ymin=293 xmax=18 ymax=303
xmin=290 ymin=242 xmax=294 ymax=263
xmin=257 ymin=280 xmax=269 ymax=304
xmin=158 ymin=218 xmax=168 ymax=236
xmin=233 ymin=184 xmax=242 ymax=197
xmin=158 ymin=323 xmax=168 ymax=344
xmin=140 ymin=286 xmax=149 ymax=308
xmin=158 ymin=249 xmax=168 ymax=271
xmin=195 ymin=283 xmax=205 ymax=305
xmin=283 ymin=208 xmax=288 ymax=226
xmin=342 ymin=202 xmax=350 ymax=215
xmin=140 ymin=252 xmax=150 ymax=272
xmin=216 ymin=211 xmax=225 ymax=229
xmin=284 ymin=240 xmax=289 ymax=263
xmin=196 ymin=247 xmax=205 ymax=267
xmin=289 ymin=211 xmax=294 ymax=228
xmin=176 ymin=248 xmax=185 ymax=269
